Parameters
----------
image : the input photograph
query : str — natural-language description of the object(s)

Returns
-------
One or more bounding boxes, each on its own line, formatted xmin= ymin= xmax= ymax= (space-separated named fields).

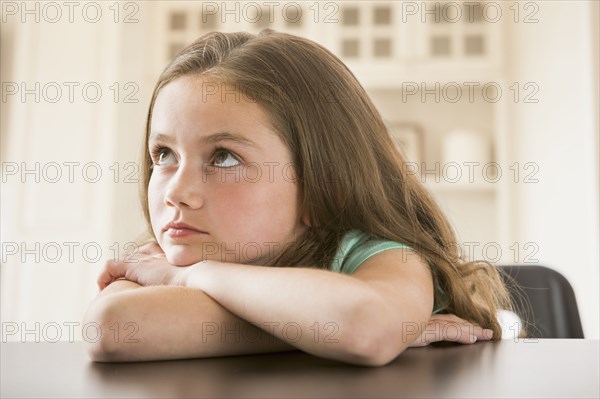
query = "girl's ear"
xmin=301 ymin=211 xmax=311 ymax=227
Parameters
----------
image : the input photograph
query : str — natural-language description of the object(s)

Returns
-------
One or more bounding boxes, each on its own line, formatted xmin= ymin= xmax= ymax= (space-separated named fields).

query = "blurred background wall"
xmin=1 ymin=1 xmax=598 ymax=340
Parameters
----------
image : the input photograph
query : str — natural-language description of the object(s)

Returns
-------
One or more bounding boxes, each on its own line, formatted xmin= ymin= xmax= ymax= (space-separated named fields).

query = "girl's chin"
xmin=162 ymin=243 xmax=269 ymax=266
xmin=164 ymin=247 xmax=205 ymax=267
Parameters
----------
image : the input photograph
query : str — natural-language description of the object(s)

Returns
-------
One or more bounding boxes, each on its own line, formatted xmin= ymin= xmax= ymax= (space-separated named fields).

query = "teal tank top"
xmin=330 ymin=230 xmax=447 ymax=314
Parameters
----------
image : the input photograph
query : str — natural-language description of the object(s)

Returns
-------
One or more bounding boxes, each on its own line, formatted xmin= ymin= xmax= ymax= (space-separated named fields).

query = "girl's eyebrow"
xmin=149 ymin=133 xmax=174 ymax=143
xmin=204 ymin=131 xmax=259 ymax=149
xmin=149 ymin=131 xmax=260 ymax=150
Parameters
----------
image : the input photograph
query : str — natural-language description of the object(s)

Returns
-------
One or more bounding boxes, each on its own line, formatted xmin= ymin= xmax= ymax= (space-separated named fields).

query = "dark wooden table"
xmin=2 ymin=339 xmax=598 ymax=398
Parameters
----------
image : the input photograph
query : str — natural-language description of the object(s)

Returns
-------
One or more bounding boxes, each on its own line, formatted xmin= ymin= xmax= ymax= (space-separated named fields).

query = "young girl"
xmin=85 ymin=29 xmax=513 ymax=366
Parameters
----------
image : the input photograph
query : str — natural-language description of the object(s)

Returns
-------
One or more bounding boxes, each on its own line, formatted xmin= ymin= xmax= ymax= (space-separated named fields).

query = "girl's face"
xmin=148 ymin=75 xmax=307 ymax=266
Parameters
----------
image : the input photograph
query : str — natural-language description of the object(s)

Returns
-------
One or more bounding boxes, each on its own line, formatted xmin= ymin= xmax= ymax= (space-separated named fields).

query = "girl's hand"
xmin=408 ymin=313 xmax=494 ymax=347
xmin=97 ymin=242 xmax=192 ymax=290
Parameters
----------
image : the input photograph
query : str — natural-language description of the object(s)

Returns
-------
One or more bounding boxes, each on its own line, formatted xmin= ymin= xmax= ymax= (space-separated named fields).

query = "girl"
xmin=86 ymin=30 xmax=513 ymax=366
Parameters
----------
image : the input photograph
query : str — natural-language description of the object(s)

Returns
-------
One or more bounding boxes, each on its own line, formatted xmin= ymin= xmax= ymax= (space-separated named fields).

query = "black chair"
xmin=497 ymin=265 xmax=584 ymax=338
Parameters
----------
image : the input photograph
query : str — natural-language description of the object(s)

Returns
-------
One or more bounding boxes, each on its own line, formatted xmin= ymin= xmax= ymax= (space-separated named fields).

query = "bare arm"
xmin=90 ymin=248 xmax=434 ymax=365
xmin=91 ymin=247 xmax=493 ymax=365
xmin=83 ymin=280 xmax=296 ymax=362
xmin=179 ymin=248 xmax=435 ymax=366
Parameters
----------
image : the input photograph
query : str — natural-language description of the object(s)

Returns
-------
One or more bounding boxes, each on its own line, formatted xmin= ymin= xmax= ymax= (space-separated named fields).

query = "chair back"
xmin=497 ymin=265 xmax=584 ymax=338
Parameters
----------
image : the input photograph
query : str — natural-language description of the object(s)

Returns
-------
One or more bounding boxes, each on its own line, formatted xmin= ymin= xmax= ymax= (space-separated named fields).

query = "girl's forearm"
xmin=184 ymin=262 xmax=400 ymax=365
xmin=84 ymin=281 xmax=297 ymax=362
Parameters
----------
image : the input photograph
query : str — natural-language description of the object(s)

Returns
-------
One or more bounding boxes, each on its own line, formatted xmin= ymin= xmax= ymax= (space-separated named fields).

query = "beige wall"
xmin=505 ymin=2 xmax=599 ymax=338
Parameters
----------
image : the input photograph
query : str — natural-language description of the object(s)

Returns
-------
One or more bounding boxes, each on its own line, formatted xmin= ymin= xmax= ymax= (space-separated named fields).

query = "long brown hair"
xmin=140 ymin=29 xmax=514 ymax=339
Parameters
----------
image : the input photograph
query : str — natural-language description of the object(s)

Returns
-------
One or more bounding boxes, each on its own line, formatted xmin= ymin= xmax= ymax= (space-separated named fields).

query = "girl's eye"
xmin=151 ymin=146 xmax=176 ymax=166
xmin=212 ymin=148 xmax=241 ymax=168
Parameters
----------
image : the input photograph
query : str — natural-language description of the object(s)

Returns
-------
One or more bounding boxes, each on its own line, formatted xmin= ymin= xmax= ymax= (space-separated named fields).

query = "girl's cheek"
xmin=147 ymin=174 xmax=168 ymax=219
xmin=148 ymin=172 xmax=168 ymax=198
xmin=147 ymin=183 xmax=160 ymax=209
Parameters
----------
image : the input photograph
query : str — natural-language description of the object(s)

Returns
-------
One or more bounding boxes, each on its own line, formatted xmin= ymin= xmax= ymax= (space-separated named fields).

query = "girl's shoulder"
xmin=329 ymin=230 xmax=449 ymax=315
xmin=329 ymin=229 xmax=414 ymax=275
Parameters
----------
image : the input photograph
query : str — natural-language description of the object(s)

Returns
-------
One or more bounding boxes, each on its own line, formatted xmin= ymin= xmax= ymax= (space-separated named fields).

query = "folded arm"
xmin=88 ymin=247 xmax=435 ymax=366
xmin=181 ymin=250 xmax=434 ymax=365
xmin=83 ymin=279 xmax=297 ymax=362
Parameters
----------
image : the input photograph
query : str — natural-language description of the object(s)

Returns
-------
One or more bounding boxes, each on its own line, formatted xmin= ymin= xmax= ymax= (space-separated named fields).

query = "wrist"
xmin=181 ymin=260 xmax=213 ymax=289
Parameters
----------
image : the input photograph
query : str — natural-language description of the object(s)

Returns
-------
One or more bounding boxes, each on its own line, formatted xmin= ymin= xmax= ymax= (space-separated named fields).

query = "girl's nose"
xmin=163 ymin=165 xmax=205 ymax=210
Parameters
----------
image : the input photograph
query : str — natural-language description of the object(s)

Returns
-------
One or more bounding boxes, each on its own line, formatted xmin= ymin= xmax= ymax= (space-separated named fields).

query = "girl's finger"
xmin=432 ymin=320 xmax=477 ymax=344
xmin=430 ymin=314 xmax=493 ymax=342
xmin=480 ymin=328 xmax=494 ymax=340
xmin=97 ymin=271 xmax=113 ymax=291
xmin=97 ymin=260 xmax=126 ymax=290
xmin=464 ymin=324 xmax=493 ymax=340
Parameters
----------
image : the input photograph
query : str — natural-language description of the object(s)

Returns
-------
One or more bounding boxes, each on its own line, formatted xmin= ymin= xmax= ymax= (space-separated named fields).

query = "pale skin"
xmin=84 ymin=76 xmax=493 ymax=366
